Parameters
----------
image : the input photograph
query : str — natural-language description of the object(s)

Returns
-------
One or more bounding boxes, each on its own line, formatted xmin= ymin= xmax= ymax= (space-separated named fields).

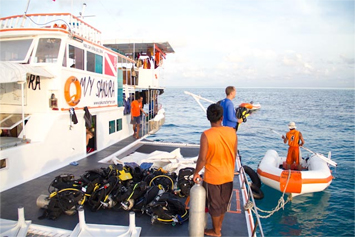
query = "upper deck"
xmin=0 ymin=13 xmax=102 ymax=45
xmin=0 ymin=13 xmax=174 ymax=116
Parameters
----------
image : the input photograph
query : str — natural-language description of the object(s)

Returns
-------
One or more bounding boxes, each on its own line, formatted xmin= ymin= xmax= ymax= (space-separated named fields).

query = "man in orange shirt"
xmin=131 ymin=96 xmax=147 ymax=139
xmin=193 ymin=103 xmax=237 ymax=237
xmin=282 ymin=121 xmax=305 ymax=170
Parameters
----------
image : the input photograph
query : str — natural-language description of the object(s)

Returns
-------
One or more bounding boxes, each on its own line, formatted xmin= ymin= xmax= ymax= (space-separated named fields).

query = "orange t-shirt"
xmin=131 ymin=100 xmax=142 ymax=117
xmin=286 ymin=130 xmax=300 ymax=147
xmin=203 ymin=126 xmax=237 ymax=185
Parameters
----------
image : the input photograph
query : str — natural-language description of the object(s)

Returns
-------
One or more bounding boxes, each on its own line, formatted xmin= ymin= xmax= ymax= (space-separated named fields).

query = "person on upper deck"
xmin=282 ymin=122 xmax=305 ymax=170
xmin=193 ymin=103 xmax=238 ymax=237
xmin=219 ymin=86 xmax=243 ymax=130
xmin=131 ymin=96 xmax=147 ymax=139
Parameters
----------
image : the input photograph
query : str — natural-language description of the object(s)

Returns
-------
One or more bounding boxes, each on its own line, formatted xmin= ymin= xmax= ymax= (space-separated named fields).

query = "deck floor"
xmin=0 ymin=137 xmax=250 ymax=236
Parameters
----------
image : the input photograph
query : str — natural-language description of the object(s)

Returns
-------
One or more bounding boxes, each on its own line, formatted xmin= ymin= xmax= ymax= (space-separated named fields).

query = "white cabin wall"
xmin=0 ymin=72 xmax=62 ymax=114
xmin=94 ymin=107 xmax=132 ymax=150
xmin=0 ymin=112 xmax=86 ymax=192
xmin=26 ymin=78 xmax=57 ymax=113
xmin=138 ymin=68 xmax=160 ymax=88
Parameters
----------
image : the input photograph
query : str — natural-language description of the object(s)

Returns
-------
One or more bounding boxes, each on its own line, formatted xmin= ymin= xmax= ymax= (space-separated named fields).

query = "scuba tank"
xmin=188 ymin=179 xmax=206 ymax=237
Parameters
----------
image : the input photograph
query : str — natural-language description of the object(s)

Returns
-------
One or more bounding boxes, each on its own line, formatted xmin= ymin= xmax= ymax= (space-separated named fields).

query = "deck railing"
xmin=140 ymin=114 xmax=165 ymax=137
xmin=0 ymin=13 xmax=102 ymax=45
xmin=240 ymin=165 xmax=265 ymax=237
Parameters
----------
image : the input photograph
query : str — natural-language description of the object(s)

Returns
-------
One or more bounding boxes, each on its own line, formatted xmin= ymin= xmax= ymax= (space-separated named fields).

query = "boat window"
xmin=0 ymin=39 xmax=33 ymax=61
xmin=62 ymin=45 xmax=67 ymax=67
xmin=116 ymin=119 xmax=122 ymax=131
xmin=0 ymin=159 xmax=6 ymax=169
xmin=87 ymin=51 xmax=103 ymax=74
xmin=35 ymin=38 xmax=61 ymax=63
xmin=69 ymin=45 xmax=84 ymax=70
xmin=109 ymin=120 xmax=115 ymax=134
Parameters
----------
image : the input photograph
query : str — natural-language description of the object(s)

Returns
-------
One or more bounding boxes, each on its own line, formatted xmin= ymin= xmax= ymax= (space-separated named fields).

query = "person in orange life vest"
xmin=131 ymin=96 xmax=147 ymax=139
xmin=193 ymin=103 xmax=237 ymax=237
xmin=282 ymin=121 xmax=305 ymax=170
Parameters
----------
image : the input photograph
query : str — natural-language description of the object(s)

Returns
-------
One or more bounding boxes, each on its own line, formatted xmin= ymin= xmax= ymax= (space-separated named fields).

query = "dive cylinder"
xmin=188 ymin=179 xmax=206 ymax=237
xmin=36 ymin=194 xmax=50 ymax=209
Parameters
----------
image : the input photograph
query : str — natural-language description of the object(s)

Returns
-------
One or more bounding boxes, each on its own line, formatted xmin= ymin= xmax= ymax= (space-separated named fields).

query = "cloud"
xmin=339 ymin=55 xmax=355 ymax=65
xmin=281 ymin=52 xmax=314 ymax=74
xmin=223 ymin=48 xmax=277 ymax=63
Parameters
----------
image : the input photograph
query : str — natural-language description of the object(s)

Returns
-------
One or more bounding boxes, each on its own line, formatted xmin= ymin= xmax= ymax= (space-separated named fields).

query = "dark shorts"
xmin=131 ymin=116 xmax=141 ymax=125
xmin=203 ymin=181 xmax=233 ymax=217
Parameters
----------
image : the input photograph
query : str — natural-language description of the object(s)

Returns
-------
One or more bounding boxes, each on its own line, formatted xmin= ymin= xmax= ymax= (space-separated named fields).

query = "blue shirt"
xmin=220 ymin=98 xmax=238 ymax=128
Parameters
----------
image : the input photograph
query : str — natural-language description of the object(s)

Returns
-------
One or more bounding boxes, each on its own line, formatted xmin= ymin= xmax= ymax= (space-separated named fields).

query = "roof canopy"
xmin=103 ymin=40 xmax=175 ymax=56
xmin=0 ymin=62 xmax=53 ymax=83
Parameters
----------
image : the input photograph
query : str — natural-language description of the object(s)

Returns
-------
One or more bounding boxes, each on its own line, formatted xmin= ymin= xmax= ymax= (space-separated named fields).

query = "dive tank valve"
xmin=188 ymin=178 xmax=206 ymax=237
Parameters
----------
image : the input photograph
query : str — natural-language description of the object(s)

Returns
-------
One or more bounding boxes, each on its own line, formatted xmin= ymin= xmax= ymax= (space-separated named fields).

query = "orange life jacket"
xmin=286 ymin=129 xmax=300 ymax=147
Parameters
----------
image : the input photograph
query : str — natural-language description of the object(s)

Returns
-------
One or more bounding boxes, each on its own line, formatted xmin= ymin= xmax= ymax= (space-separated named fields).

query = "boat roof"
xmin=103 ymin=40 xmax=175 ymax=55
xmin=0 ymin=62 xmax=53 ymax=83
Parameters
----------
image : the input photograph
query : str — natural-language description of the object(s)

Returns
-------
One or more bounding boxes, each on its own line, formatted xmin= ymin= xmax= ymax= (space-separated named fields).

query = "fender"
xmin=243 ymin=165 xmax=264 ymax=200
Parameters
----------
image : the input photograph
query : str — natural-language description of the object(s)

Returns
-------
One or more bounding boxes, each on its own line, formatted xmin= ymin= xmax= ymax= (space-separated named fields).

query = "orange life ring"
xmin=64 ymin=76 xmax=81 ymax=106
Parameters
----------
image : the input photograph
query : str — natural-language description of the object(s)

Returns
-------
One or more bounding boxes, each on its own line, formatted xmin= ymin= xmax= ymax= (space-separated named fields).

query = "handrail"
xmin=239 ymin=166 xmax=265 ymax=237
xmin=0 ymin=13 xmax=102 ymax=45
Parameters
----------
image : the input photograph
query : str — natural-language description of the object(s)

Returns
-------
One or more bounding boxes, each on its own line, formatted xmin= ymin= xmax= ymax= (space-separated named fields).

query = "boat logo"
xmin=64 ymin=76 xmax=82 ymax=106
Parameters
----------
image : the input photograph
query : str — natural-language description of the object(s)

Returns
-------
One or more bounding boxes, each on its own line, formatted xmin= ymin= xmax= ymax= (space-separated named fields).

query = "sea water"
xmin=150 ymin=87 xmax=355 ymax=236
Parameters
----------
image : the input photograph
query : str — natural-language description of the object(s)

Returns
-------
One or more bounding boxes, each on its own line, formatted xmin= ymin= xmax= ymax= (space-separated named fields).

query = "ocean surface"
xmin=150 ymin=87 xmax=355 ymax=237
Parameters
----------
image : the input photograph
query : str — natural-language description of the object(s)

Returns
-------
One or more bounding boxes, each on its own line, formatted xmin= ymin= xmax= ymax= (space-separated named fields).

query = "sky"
xmin=0 ymin=0 xmax=354 ymax=88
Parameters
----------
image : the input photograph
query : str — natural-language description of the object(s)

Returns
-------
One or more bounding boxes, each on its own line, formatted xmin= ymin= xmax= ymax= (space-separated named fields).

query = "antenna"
xmin=24 ymin=0 xmax=31 ymax=15
xmin=80 ymin=3 xmax=86 ymax=19
xmin=78 ymin=3 xmax=95 ymax=19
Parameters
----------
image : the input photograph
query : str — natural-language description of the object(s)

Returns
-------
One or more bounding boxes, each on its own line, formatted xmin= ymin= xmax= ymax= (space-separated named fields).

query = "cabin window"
xmin=116 ymin=119 xmax=122 ymax=131
xmin=62 ymin=46 xmax=67 ymax=67
xmin=35 ymin=38 xmax=61 ymax=63
xmin=109 ymin=120 xmax=115 ymax=134
xmin=117 ymin=69 xmax=124 ymax=106
xmin=0 ymin=159 xmax=6 ymax=169
xmin=87 ymin=51 xmax=103 ymax=74
xmin=69 ymin=45 xmax=84 ymax=70
xmin=0 ymin=39 xmax=33 ymax=61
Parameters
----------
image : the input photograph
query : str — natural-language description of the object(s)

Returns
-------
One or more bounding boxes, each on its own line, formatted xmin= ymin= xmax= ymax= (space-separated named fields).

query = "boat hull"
xmin=257 ymin=149 xmax=333 ymax=197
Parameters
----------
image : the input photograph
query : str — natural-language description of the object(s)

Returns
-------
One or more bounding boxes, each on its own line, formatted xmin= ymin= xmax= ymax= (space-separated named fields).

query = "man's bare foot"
xmin=204 ymin=229 xmax=221 ymax=237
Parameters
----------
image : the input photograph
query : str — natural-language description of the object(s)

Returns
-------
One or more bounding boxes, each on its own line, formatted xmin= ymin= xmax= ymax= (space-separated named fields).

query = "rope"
xmin=248 ymin=170 xmax=292 ymax=219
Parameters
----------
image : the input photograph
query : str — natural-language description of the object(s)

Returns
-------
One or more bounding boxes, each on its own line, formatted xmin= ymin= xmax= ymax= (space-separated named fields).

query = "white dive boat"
xmin=0 ymin=13 xmax=171 ymax=192
xmin=0 ymin=10 xmax=264 ymax=237
xmin=257 ymin=149 xmax=334 ymax=197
